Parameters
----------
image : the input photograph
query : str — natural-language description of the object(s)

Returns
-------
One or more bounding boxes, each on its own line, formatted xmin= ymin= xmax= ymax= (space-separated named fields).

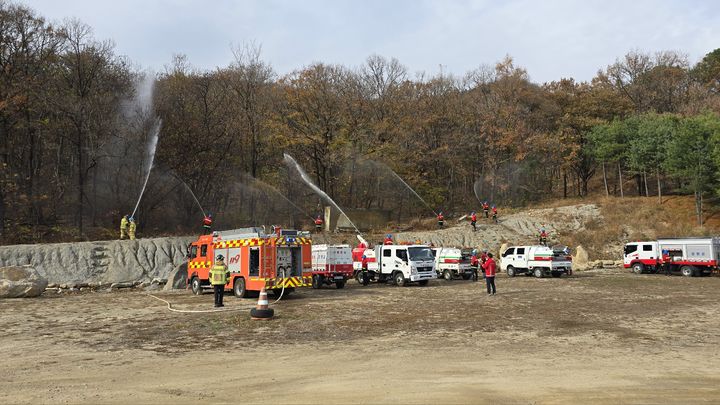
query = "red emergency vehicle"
xmin=187 ymin=227 xmax=313 ymax=298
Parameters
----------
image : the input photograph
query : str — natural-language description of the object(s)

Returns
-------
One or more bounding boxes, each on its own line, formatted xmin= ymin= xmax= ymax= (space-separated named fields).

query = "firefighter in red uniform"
xmin=437 ymin=212 xmax=445 ymax=228
xmin=202 ymin=213 xmax=213 ymax=235
xmin=491 ymin=206 xmax=498 ymax=223
xmin=661 ymin=249 xmax=672 ymax=276
xmin=480 ymin=250 xmax=489 ymax=279
xmin=470 ymin=211 xmax=477 ymax=232
xmin=539 ymin=228 xmax=548 ymax=246
xmin=482 ymin=201 xmax=490 ymax=218
xmin=482 ymin=253 xmax=497 ymax=295
xmin=314 ymin=215 xmax=324 ymax=232
xmin=384 ymin=234 xmax=394 ymax=245
xmin=470 ymin=249 xmax=479 ymax=282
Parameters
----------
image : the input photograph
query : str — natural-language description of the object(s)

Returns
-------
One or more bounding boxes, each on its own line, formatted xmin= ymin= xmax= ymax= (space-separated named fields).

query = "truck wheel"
xmin=632 ymin=263 xmax=645 ymax=275
xmin=335 ymin=280 xmax=346 ymax=289
xmin=680 ymin=265 xmax=695 ymax=277
xmin=355 ymin=272 xmax=364 ymax=284
xmin=233 ymin=277 xmax=248 ymax=298
xmin=312 ymin=274 xmax=323 ymax=289
xmin=191 ymin=277 xmax=203 ymax=295
xmin=443 ymin=270 xmax=453 ymax=281
xmin=394 ymin=272 xmax=407 ymax=287
xmin=534 ymin=268 xmax=544 ymax=278
xmin=506 ymin=266 xmax=516 ymax=277
xmin=418 ymin=280 xmax=429 ymax=286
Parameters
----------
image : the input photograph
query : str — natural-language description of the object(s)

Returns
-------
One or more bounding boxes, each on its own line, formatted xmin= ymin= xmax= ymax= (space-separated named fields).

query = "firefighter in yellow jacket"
xmin=210 ymin=255 xmax=230 ymax=307
xmin=128 ymin=217 xmax=137 ymax=240
xmin=120 ymin=215 xmax=129 ymax=239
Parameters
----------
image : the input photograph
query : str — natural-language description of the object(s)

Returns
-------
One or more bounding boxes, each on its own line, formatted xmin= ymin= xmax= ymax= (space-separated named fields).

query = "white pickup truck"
xmin=500 ymin=245 xmax=573 ymax=278
xmin=431 ymin=247 xmax=474 ymax=280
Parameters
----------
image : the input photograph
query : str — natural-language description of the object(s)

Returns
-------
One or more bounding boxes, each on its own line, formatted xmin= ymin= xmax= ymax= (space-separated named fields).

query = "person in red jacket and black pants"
xmin=482 ymin=253 xmax=497 ymax=295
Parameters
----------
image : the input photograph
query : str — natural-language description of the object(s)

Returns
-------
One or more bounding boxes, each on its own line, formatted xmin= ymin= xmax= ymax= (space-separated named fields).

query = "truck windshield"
xmin=408 ymin=247 xmax=434 ymax=261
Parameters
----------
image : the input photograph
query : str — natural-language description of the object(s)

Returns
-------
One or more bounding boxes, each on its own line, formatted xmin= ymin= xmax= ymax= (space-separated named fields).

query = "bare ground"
xmin=2 ymin=270 xmax=720 ymax=404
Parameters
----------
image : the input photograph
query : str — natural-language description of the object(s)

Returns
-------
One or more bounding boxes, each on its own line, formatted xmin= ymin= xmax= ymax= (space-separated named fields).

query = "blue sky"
xmin=22 ymin=0 xmax=720 ymax=83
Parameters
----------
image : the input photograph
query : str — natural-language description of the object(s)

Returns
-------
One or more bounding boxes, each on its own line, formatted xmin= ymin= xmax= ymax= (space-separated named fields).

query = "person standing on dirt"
xmin=470 ymin=250 xmax=479 ymax=282
xmin=437 ymin=212 xmax=445 ymax=228
xmin=120 ymin=215 xmax=129 ymax=240
xmin=210 ymin=255 xmax=230 ymax=308
xmin=482 ymin=201 xmax=490 ymax=218
xmin=661 ymin=249 xmax=672 ymax=276
xmin=470 ymin=211 xmax=477 ymax=232
xmin=480 ymin=250 xmax=488 ymax=279
xmin=491 ymin=206 xmax=498 ymax=224
xmin=361 ymin=255 xmax=370 ymax=286
xmin=482 ymin=253 xmax=497 ymax=295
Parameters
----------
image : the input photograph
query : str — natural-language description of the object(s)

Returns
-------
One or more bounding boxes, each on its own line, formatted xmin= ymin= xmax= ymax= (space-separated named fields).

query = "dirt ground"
xmin=2 ymin=269 xmax=720 ymax=404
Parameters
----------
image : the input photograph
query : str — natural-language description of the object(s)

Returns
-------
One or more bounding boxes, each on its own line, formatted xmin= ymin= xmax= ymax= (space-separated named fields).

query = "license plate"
xmin=333 ymin=276 xmax=345 ymax=280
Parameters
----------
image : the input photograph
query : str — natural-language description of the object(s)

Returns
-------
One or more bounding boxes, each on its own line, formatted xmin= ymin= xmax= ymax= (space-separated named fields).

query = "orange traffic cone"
xmin=250 ymin=287 xmax=274 ymax=320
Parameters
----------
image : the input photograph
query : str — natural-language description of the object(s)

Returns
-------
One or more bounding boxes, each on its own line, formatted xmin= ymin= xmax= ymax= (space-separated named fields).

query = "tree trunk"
xmin=77 ymin=131 xmax=85 ymax=239
xmin=602 ymin=162 xmax=609 ymax=197
xmin=563 ymin=170 xmax=567 ymax=199
xmin=618 ymin=163 xmax=624 ymax=198
xmin=643 ymin=170 xmax=649 ymax=197
xmin=656 ymin=166 xmax=662 ymax=204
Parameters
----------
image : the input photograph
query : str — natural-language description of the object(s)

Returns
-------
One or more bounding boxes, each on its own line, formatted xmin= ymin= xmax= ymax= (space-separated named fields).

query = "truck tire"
xmin=355 ymin=272 xmax=363 ymax=284
xmin=443 ymin=270 xmax=453 ymax=281
xmin=506 ymin=266 xmax=516 ymax=277
xmin=461 ymin=273 xmax=472 ymax=280
xmin=394 ymin=272 xmax=407 ymax=287
xmin=418 ymin=280 xmax=429 ymax=286
xmin=632 ymin=263 xmax=645 ymax=275
xmin=233 ymin=277 xmax=248 ymax=298
xmin=191 ymin=277 xmax=203 ymax=295
xmin=534 ymin=268 xmax=544 ymax=278
xmin=312 ymin=274 xmax=323 ymax=289
xmin=250 ymin=307 xmax=274 ymax=319
xmin=335 ymin=280 xmax=346 ymax=289
xmin=680 ymin=265 xmax=696 ymax=277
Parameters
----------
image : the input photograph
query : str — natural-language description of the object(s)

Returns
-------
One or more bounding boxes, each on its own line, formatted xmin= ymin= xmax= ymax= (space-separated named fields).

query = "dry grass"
xmin=561 ymin=195 xmax=720 ymax=258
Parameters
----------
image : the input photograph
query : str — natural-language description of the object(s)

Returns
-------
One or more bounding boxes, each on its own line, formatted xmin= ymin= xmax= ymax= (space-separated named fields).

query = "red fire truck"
xmin=187 ymin=227 xmax=313 ymax=298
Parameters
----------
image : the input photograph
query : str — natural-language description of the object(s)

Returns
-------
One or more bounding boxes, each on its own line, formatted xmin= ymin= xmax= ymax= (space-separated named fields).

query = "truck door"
xmin=515 ymin=247 xmax=526 ymax=269
xmin=395 ymin=248 xmax=409 ymax=273
xmin=381 ymin=247 xmax=392 ymax=274
xmin=249 ymin=247 xmax=260 ymax=277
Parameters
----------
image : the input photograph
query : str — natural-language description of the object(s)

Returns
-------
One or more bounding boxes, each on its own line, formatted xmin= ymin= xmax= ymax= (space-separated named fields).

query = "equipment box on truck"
xmin=431 ymin=247 xmax=474 ymax=280
xmin=624 ymin=237 xmax=720 ymax=277
xmin=187 ymin=228 xmax=313 ymax=298
xmin=353 ymin=244 xmax=436 ymax=286
xmin=500 ymin=245 xmax=573 ymax=278
xmin=311 ymin=244 xmax=353 ymax=289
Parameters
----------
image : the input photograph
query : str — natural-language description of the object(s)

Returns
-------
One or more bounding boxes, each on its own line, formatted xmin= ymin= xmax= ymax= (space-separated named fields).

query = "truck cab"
xmin=375 ymin=245 xmax=436 ymax=286
xmin=501 ymin=245 xmax=573 ymax=278
xmin=353 ymin=244 xmax=436 ymax=286
xmin=623 ymin=241 xmax=660 ymax=274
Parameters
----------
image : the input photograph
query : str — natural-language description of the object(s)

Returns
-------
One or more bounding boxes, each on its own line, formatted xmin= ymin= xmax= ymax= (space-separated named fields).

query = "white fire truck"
xmin=351 ymin=237 xmax=436 ymax=286
xmin=500 ymin=245 xmax=573 ymax=278
xmin=310 ymin=244 xmax=354 ymax=289
xmin=623 ymin=237 xmax=720 ymax=277
xmin=431 ymin=247 xmax=474 ymax=280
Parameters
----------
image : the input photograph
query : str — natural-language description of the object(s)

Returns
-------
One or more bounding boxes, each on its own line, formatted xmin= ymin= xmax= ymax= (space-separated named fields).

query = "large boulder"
xmin=498 ymin=243 xmax=508 ymax=259
xmin=164 ymin=263 xmax=188 ymax=290
xmin=0 ymin=237 xmax=192 ymax=285
xmin=0 ymin=266 xmax=48 ymax=298
xmin=574 ymin=245 xmax=590 ymax=270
